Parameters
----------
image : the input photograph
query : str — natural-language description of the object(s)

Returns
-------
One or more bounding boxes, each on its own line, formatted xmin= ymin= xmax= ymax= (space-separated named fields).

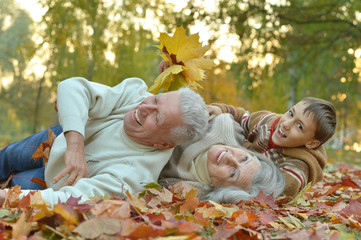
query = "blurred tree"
xmin=185 ymin=0 xmax=361 ymax=146
xmin=0 ymin=0 xmax=53 ymax=136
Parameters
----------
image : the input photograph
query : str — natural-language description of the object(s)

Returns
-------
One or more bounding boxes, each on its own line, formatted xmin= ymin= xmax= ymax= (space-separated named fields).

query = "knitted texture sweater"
xmin=158 ymin=114 xmax=245 ymax=195
xmin=20 ymin=77 xmax=173 ymax=206
xmin=211 ymin=103 xmax=326 ymax=197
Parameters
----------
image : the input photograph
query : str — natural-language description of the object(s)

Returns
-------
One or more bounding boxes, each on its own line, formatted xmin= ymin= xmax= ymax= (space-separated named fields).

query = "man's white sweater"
xmin=20 ymin=77 xmax=173 ymax=206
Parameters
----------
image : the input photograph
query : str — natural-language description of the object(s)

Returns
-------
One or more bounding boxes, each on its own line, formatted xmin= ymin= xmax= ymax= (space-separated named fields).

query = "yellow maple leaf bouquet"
xmin=148 ymin=26 xmax=215 ymax=93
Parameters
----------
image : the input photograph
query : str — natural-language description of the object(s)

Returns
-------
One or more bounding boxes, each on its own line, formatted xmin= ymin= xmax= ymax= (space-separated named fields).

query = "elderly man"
xmin=0 ymin=77 xmax=208 ymax=206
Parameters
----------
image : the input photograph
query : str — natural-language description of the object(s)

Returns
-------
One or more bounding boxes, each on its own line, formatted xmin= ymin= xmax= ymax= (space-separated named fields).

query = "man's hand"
xmin=52 ymin=131 xmax=89 ymax=188
xmin=207 ymin=105 xmax=223 ymax=121
xmin=0 ymin=189 xmax=6 ymax=206
xmin=158 ymin=60 xmax=170 ymax=73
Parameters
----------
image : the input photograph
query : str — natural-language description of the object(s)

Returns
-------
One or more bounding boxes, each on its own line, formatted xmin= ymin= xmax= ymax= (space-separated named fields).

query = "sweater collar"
xmin=267 ymin=117 xmax=283 ymax=151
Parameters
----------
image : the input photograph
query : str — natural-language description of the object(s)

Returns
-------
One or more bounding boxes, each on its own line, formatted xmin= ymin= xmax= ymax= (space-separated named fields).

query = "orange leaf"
xmin=12 ymin=212 xmax=32 ymax=239
xmin=30 ymin=177 xmax=47 ymax=189
xmin=91 ymin=200 xmax=131 ymax=219
xmin=32 ymin=144 xmax=45 ymax=162
xmin=180 ymin=190 xmax=200 ymax=214
xmin=3 ymin=185 xmax=22 ymax=208
xmin=32 ymin=128 xmax=57 ymax=163
xmin=53 ymin=204 xmax=78 ymax=225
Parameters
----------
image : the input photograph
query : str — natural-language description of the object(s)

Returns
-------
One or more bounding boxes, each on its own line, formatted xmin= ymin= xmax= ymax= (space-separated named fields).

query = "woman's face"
xmin=207 ymin=145 xmax=260 ymax=191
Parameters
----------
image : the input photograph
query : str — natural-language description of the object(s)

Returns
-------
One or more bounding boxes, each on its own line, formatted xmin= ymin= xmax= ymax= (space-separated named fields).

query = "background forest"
xmin=0 ymin=0 xmax=360 ymax=164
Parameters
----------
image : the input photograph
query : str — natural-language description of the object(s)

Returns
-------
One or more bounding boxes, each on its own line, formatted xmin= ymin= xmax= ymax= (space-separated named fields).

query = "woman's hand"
xmin=207 ymin=105 xmax=223 ymax=121
xmin=52 ymin=131 xmax=89 ymax=188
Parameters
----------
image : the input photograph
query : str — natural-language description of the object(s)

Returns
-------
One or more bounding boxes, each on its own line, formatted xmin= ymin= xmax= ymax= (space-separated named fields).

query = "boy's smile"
xmin=272 ymin=101 xmax=321 ymax=149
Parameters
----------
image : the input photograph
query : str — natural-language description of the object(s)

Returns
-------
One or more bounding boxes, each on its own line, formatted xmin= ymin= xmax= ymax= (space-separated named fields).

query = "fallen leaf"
xmin=91 ymin=199 xmax=131 ymax=219
xmin=12 ymin=212 xmax=32 ymax=239
xmin=73 ymin=217 xmax=122 ymax=238
xmin=30 ymin=177 xmax=47 ymax=189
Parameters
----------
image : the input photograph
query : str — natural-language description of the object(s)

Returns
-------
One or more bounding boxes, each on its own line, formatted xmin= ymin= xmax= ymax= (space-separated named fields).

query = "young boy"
xmin=208 ymin=97 xmax=337 ymax=197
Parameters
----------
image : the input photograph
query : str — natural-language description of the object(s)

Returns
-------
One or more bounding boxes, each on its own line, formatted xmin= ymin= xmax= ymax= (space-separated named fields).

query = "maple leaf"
xmin=11 ymin=212 xmax=32 ymax=239
xmin=53 ymin=204 xmax=78 ymax=226
xmin=3 ymin=185 xmax=22 ymax=208
xmin=91 ymin=199 xmax=131 ymax=219
xmin=196 ymin=200 xmax=239 ymax=219
xmin=32 ymin=128 xmax=57 ymax=163
xmin=287 ymin=182 xmax=313 ymax=206
xmin=170 ymin=181 xmax=199 ymax=199
xmin=126 ymin=190 xmax=147 ymax=213
xmin=339 ymin=199 xmax=361 ymax=217
xmin=149 ymin=26 xmax=215 ymax=93
xmin=248 ymin=189 xmax=277 ymax=208
xmin=179 ymin=188 xmax=199 ymax=214
xmin=73 ymin=217 xmax=122 ymax=239
xmin=19 ymin=191 xmax=48 ymax=209
xmin=30 ymin=177 xmax=47 ymax=189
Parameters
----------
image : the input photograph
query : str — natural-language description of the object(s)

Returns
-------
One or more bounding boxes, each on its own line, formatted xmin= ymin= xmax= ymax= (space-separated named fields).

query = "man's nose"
xmin=138 ymin=103 xmax=157 ymax=115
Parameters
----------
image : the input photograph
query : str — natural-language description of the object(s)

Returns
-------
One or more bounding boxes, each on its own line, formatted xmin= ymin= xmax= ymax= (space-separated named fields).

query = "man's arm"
xmin=53 ymin=77 xmax=150 ymax=186
xmin=52 ymin=131 xmax=89 ymax=186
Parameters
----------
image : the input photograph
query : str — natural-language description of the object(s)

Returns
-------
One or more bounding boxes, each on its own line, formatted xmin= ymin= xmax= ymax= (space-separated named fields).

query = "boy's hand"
xmin=207 ymin=105 xmax=223 ymax=121
xmin=158 ymin=60 xmax=169 ymax=73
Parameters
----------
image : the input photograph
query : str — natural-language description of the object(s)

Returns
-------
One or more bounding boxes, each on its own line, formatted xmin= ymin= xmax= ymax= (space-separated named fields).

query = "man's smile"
xmin=134 ymin=109 xmax=142 ymax=126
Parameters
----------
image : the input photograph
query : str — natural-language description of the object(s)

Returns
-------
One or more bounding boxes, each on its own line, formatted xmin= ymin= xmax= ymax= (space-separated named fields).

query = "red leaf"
xmin=258 ymin=209 xmax=277 ymax=224
xmin=248 ymin=190 xmax=276 ymax=208
xmin=340 ymin=199 xmax=361 ymax=217
xmin=341 ymin=177 xmax=360 ymax=189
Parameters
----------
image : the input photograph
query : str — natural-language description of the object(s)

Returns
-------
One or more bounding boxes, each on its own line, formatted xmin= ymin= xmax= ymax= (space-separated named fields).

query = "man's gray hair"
xmin=202 ymin=149 xmax=285 ymax=204
xmin=167 ymin=87 xmax=209 ymax=145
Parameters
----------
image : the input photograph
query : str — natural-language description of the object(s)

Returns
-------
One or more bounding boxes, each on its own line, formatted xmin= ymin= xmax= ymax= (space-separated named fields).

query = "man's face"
xmin=124 ymin=91 xmax=183 ymax=149
xmin=272 ymin=101 xmax=320 ymax=149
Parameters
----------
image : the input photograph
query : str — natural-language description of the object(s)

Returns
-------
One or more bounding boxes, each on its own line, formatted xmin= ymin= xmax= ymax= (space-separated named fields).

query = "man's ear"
xmin=305 ymin=139 xmax=321 ymax=149
xmin=153 ymin=142 xmax=175 ymax=150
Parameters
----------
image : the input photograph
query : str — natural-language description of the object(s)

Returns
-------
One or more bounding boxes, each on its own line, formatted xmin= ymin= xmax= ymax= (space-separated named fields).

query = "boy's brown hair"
xmin=301 ymin=97 xmax=337 ymax=146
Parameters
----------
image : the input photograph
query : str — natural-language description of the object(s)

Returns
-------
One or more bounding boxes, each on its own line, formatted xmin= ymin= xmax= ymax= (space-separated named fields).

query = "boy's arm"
xmin=209 ymin=103 xmax=247 ymax=122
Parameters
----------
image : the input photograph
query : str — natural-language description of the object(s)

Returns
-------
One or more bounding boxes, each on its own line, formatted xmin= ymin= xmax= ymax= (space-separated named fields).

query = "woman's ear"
xmin=305 ymin=139 xmax=321 ymax=149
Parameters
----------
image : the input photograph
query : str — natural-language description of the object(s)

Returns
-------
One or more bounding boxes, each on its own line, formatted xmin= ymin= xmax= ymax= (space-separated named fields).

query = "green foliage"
xmin=0 ymin=0 xmax=360 ymax=152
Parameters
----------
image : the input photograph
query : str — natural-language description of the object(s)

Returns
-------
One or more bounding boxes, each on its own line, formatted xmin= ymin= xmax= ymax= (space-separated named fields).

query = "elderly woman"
xmin=158 ymin=114 xmax=285 ymax=203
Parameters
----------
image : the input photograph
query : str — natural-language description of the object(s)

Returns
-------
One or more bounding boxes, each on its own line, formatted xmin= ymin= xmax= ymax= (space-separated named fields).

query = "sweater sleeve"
xmin=19 ymin=173 xmax=123 ymax=208
xmin=56 ymin=77 xmax=150 ymax=136
xmin=280 ymin=146 xmax=327 ymax=197
xmin=210 ymin=103 xmax=247 ymax=123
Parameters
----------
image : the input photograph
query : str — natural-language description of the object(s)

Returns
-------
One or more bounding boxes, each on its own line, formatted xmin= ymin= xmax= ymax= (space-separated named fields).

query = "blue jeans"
xmin=0 ymin=125 xmax=63 ymax=189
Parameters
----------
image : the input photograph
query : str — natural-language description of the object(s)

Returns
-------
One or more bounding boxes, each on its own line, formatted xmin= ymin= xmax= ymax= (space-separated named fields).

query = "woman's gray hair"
xmin=166 ymin=87 xmax=209 ymax=145
xmin=202 ymin=148 xmax=285 ymax=204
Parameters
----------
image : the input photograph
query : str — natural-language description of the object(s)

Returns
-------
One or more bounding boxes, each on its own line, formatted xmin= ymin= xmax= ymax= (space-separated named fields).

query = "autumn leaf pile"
xmin=148 ymin=26 xmax=215 ymax=93
xmin=0 ymin=163 xmax=359 ymax=239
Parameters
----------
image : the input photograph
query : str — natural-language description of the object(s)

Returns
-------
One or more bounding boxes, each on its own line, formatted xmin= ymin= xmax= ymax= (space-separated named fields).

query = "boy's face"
xmin=271 ymin=101 xmax=321 ymax=149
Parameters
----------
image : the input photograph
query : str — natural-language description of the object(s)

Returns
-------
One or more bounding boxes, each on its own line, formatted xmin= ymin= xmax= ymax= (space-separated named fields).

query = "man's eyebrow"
xmin=156 ymin=95 xmax=164 ymax=123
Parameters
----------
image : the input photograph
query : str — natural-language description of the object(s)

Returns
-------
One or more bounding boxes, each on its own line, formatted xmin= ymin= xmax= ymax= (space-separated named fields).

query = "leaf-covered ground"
xmin=0 ymin=163 xmax=360 ymax=239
